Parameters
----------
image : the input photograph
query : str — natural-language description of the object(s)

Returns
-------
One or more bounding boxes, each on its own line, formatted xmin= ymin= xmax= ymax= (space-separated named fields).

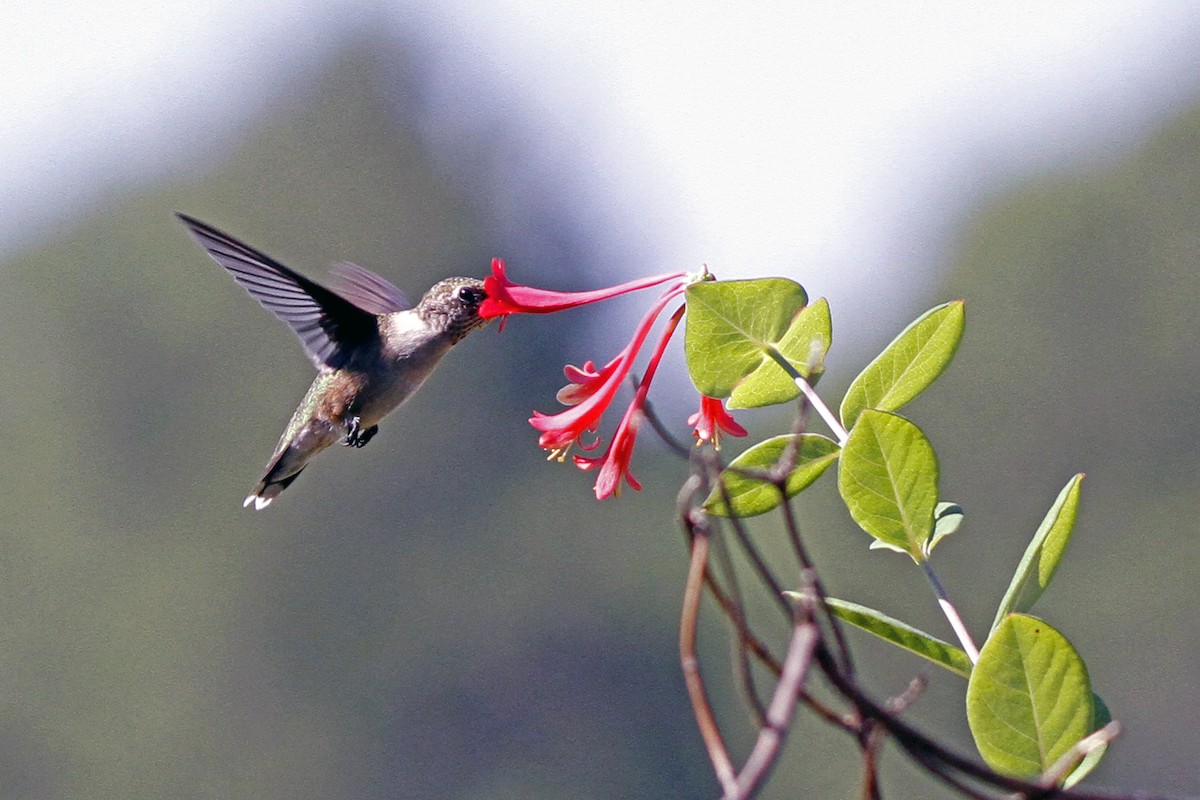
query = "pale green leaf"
xmin=840 ymin=301 xmax=965 ymax=429
xmin=967 ymin=614 xmax=1093 ymax=777
xmin=705 ymin=434 xmax=840 ymax=517
xmin=684 ymin=279 xmax=808 ymax=399
xmin=824 ymin=597 xmax=972 ymax=678
xmin=837 ymin=410 xmax=938 ymax=560
xmin=990 ymin=474 xmax=1084 ymax=634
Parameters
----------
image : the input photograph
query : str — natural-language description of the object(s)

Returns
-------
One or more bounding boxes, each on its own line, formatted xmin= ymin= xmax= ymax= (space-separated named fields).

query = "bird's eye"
xmin=456 ymin=285 xmax=485 ymax=306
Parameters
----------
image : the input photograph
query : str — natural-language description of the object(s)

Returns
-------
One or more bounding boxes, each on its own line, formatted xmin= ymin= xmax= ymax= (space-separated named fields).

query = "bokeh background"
xmin=4 ymin=3 xmax=1200 ymax=797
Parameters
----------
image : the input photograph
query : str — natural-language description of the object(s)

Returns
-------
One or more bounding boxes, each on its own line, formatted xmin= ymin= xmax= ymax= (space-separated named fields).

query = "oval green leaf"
xmin=705 ymin=433 xmax=840 ymax=517
xmin=967 ymin=614 xmax=1093 ymax=778
xmin=837 ymin=410 xmax=938 ymax=560
xmin=990 ymin=474 xmax=1084 ymax=634
xmin=728 ymin=298 xmax=832 ymax=409
xmin=839 ymin=301 xmax=965 ymax=429
xmin=823 ymin=597 xmax=972 ymax=678
xmin=684 ymin=278 xmax=808 ymax=399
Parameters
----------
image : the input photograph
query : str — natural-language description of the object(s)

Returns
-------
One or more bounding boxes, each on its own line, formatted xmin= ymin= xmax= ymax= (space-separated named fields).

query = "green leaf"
xmin=967 ymin=614 xmax=1093 ymax=778
xmin=925 ymin=501 xmax=965 ymax=556
xmin=705 ymin=434 xmax=840 ymax=517
xmin=837 ymin=410 xmax=938 ymax=560
xmin=684 ymin=279 xmax=809 ymax=400
xmin=1063 ymin=694 xmax=1111 ymax=788
xmin=839 ymin=301 xmax=965 ymax=429
xmin=990 ymin=474 xmax=1084 ymax=634
xmin=823 ymin=598 xmax=972 ymax=678
xmin=728 ymin=298 xmax=832 ymax=409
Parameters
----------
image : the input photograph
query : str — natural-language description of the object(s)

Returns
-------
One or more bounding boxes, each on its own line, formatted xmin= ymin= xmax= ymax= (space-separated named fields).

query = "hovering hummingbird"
xmin=177 ymin=214 xmax=489 ymax=509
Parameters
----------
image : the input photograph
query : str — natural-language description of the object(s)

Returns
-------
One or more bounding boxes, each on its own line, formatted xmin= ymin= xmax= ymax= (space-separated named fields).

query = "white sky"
xmin=399 ymin=2 xmax=1200 ymax=310
xmin=5 ymin=1 xmax=1200 ymax=325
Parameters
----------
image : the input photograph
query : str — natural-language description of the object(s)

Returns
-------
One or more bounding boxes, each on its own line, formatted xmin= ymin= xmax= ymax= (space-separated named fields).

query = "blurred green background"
xmin=3 ymin=33 xmax=1200 ymax=800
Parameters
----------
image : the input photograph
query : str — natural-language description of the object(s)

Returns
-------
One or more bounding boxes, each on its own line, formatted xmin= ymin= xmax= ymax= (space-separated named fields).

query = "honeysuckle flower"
xmin=478 ymin=258 xmax=688 ymax=321
xmin=573 ymin=305 xmax=686 ymax=499
xmin=574 ymin=406 xmax=644 ymax=497
xmin=484 ymin=259 xmax=741 ymax=499
xmin=528 ymin=283 xmax=688 ymax=461
xmin=688 ymin=396 xmax=748 ymax=449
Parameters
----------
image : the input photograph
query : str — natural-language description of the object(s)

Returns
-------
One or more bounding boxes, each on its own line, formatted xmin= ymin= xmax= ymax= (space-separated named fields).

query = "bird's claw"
xmin=344 ymin=417 xmax=378 ymax=448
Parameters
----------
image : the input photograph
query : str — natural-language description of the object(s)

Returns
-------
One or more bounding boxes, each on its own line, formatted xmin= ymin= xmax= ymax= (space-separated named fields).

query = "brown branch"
xmin=679 ymin=506 xmax=738 ymax=795
xmin=721 ymin=613 xmax=820 ymax=800
xmin=710 ymin=529 xmax=769 ymax=727
xmin=777 ymin=492 xmax=857 ymax=678
xmin=700 ymin=564 xmax=784 ymax=676
xmin=704 ymin=451 xmax=792 ymax=617
xmin=859 ymin=723 xmax=885 ymax=800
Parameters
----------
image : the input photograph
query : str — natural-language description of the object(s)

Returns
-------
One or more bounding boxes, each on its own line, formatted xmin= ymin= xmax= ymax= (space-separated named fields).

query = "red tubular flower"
xmin=528 ymin=284 xmax=687 ymax=459
xmin=574 ymin=407 xmax=644 ymax=498
xmin=574 ymin=305 xmax=687 ymax=499
xmin=485 ymin=258 xmax=744 ymax=499
xmin=479 ymin=258 xmax=688 ymax=320
xmin=688 ymin=396 xmax=748 ymax=449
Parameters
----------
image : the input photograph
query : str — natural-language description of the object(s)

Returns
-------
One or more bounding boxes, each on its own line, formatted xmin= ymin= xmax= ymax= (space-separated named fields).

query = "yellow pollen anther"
xmin=546 ymin=444 xmax=573 ymax=463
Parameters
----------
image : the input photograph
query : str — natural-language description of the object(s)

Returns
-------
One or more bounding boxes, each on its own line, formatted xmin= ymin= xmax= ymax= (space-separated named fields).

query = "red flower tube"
xmin=479 ymin=258 xmax=688 ymax=320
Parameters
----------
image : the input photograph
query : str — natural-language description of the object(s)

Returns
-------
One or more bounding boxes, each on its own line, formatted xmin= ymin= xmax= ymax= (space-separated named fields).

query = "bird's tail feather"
xmin=242 ymin=442 xmax=315 ymax=510
xmin=241 ymin=418 xmax=340 ymax=510
xmin=243 ymin=467 xmax=306 ymax=510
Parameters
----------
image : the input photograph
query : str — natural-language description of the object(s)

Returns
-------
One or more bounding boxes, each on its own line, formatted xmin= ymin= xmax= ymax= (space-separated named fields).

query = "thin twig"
xmin=703 ymin=449 xmax=791 ymax=617
xmin=859 ymin=723 xmax=885 ymax=800
xmin=699 ymin=565 xmax=784 ymax=676
xmin=885 ymin=676 xmax=927 ymax=713
xmin=679 ymin=507 xmax=738 ymax=795
xmin=763 ymin=345 xmax=849 ymax=444
xmin=778 ymin=494 xmax=857 ymax=677
xmin=710 ymin=528 xmax=769 ymax=727
xmin=921 ymin=561 xmax=980 ymax=663
xmin=721 ymin=611 xmax=820 ymax=800
xmin=907 ymin=746 xmax=1000 ymax=800
xmin=677 ymin=456 xmax=786 ymax=679
xmin=858 ymin=676 xmax=927 ymax=800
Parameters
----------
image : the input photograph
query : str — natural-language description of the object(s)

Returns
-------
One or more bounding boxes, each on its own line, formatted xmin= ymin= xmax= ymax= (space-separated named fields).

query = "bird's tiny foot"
xmin=344 ymin=417 xmax=379 ymax=448
xmin=356 ymin=425 xmax=378 ymax=447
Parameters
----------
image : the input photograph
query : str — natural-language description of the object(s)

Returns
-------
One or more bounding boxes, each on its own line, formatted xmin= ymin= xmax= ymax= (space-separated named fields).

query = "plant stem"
xmin=679 ymin=515 xmax=738 ymax=794
xmin=921 ymin=561 xmax=979 ymax=663
xmin=720 ymin=615 xmax=819 ymax=800
xmin=763 ymin=346 xmax=849 ymax=444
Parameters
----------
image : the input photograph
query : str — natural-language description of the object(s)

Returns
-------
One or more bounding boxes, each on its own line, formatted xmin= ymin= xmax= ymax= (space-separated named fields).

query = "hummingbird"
xmin=177 ymin=214 xmax=489 ymax=510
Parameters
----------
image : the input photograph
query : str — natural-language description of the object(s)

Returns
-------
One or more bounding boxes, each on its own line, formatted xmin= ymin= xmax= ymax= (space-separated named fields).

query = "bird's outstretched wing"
xmin=177 ymin=214 xmax=379 ymax=370
xmin=329 ymin=261 xmax=411 ymax=315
